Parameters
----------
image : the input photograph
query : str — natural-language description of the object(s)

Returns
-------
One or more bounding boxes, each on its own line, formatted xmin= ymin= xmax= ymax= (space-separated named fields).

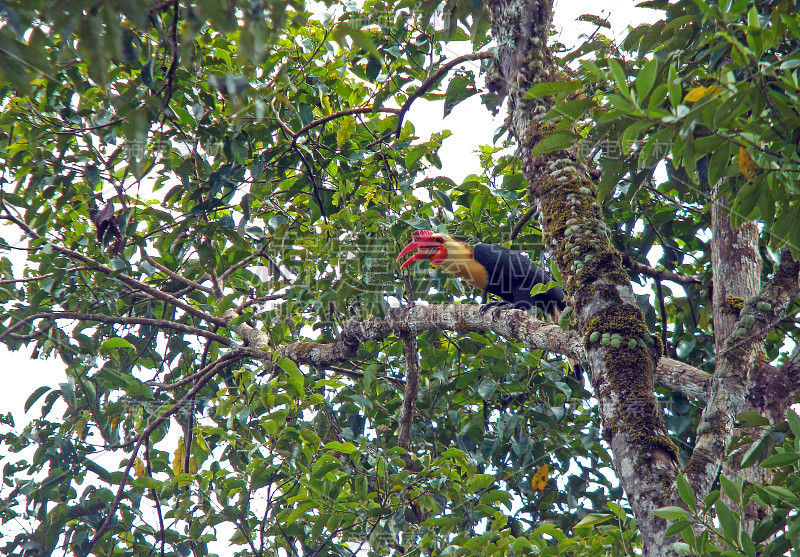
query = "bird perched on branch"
xmin=396 ymin=230 xmax=582 ymax=378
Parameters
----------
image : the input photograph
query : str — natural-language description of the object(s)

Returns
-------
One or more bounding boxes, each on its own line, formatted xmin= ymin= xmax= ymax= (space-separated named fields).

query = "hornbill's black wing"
xmin=472 ymin=243 xmax=582 ymax=379
xmin=472 ymin=243 xmax=566 ymax=318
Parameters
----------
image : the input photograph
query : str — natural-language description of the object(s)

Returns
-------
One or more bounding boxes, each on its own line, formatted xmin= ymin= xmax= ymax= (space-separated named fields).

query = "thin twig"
xmin=145 ymin=442 xmax=167 ymax=557
xmin=290 ymin=107 xmax=401 ymax=147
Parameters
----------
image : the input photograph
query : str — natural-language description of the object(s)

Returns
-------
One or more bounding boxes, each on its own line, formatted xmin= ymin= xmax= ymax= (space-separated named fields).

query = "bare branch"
xmin=394 ymin=51 xmax=493 ymax=139
xmin=142 ymin=253 xmax=213 ymax=294
xmin=622 ymin=254 xmax=702 ymax=286
xmin=241 ymin=303 xmax=708 ymax=399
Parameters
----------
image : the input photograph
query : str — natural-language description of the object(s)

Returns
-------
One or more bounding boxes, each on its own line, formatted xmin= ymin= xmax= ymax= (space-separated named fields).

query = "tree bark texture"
xmin=486 ymin=1 xmax=679 ymax=553
xmin=709 ymin=192 xmax=771 ymax=528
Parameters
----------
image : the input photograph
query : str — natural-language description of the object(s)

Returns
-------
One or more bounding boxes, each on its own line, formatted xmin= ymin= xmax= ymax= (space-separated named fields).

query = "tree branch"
xmin=0 ymin=311 xmax=231 ymax=345
xmin=621 ymin=253 xmax=702 ymax=286
xmin=397 ymin=330 xmax=421 ymax=455
xmin=142 ymin=253 xmax=213 ymax=294
xmin=685 ymin=248 xmax=800 ymax=497
xmin=0 ymin=206 xmax=226 ymax=327
xmin=237 ymin=304 xmax=708 ymax=399
xmin=394 ymin=51 xmax=493 ymax=139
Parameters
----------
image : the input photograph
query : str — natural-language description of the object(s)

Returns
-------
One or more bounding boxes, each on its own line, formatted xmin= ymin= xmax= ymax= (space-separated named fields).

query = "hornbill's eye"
xmin=435 ymin=237 xmax=444 ymax=244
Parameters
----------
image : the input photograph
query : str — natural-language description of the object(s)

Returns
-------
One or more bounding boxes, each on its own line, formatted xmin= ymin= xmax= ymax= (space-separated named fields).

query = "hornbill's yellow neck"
xmin=437 ymin=237 xmax=489 ymax=291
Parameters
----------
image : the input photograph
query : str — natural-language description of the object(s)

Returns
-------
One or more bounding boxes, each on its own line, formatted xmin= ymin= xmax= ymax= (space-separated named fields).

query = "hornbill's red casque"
xmin=397 ymin=230 xmax=583 ymax=378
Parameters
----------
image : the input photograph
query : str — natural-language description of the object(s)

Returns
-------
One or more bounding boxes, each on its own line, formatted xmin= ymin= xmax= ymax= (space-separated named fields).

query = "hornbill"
xmin=396 ymin=230 xmax=583 ymax=378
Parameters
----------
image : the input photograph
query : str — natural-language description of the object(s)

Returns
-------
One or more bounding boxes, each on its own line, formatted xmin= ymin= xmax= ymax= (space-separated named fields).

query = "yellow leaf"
xmin=531 ymin=463 xmax=549 ymax=492
xmin=322 ymin=96 xmax=333 ymax=115
xmin=74 ymin=413 xmax=87 ymax=438
xmin=683 ymin=85 xmax=724 ymax=103
xmin=172 ymin=441 xmax=185 ymax=476
xmin=336 ymin=116 xmax=355 ymax=147
xmin=739 ymin=145 xmax=755 ymax=182
xmin=134 ymin=458 xmax=147 ymax=478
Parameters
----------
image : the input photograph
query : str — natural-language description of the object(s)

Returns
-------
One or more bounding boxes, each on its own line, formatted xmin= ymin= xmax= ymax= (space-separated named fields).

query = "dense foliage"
xmin=1 ymin=0 xmax=800 ymax=556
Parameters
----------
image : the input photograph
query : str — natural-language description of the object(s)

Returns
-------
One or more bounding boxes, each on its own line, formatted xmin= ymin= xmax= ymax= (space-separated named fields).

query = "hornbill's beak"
xmin=396 ymin=230 xmax=442 ymax=269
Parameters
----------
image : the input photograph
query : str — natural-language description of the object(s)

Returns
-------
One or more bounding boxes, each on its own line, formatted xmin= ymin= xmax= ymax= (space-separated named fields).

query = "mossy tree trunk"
xmin=486 ymin=1 xmax=680 ymax=554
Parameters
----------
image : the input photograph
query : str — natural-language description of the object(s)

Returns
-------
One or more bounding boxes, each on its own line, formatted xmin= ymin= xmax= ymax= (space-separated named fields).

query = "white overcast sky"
xmin=0 ymin=1 xmax=661 ymax=434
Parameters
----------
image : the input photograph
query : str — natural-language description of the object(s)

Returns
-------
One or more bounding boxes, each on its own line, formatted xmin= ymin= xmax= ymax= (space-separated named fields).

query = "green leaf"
xmin=636 ymin=58 xmax=659 ymax=100
xmin=740 ymin=435 xmax=769 ymax=469
xmin=741 ymin=530 xmax=757 ymax=557
xmin=479 ymin=489 xmax=512 ymax=509
xmin=719 ymin=475 xmax=741 ymax=507
xmin=787 ymin=409 xmax=800 ymax=440
xmin=277 ymin=358 xmax=305 ymax=398
xmin=653 ymin=506 xmax=690 ymax=520
xmin=763 ymin=485 xmax=799 ymax=500
xmin=665 ymin=518 xmax=692 ymax=537
xmin=574 ymin=513 xmax=613 ymax=529
xmin=524 ymin=80 xmax=581 ymax=99
xmin=477 ymin=380 xmax=497 ymax=400
xmin=714 ymin=500 xmax=740 ymax=545
xmin=759 ymin=452 xmax=800 ymax=469
xmin=531 ymin=131 xmax=579 ymax=157
xmin=336 ymin=24 xmax=381 ymax=61
xmin=324 ymin=441 xmax=358 ymax=454
xmin=676 ymin=474 xmax=696 ymax=513
xmin=444 ymin=73 xmax=477 ymax=117
xmin=667 ymin=64 xmax=681 ymax=110
xmin=738 ymin=411 xmax=770 ymax=427
xmin=355 ymin=475 xmax=367 ymax=500
xmin=469 ymin=474 xmax=495 ymax=491
xmin=24 ymin=386 xmax=52 ymax=413
xmin=704 ymin=489 xmax=721 ymax=509
xmin=607 ymin=59 xmax=631 ymax=100
xmin=100 ymin=337 xmax=136 ymax=353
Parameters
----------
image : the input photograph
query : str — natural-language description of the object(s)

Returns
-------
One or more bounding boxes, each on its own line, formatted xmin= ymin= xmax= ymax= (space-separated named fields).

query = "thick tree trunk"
xmin=709 ymin=193 xmax=769 ymax=527
xmin=486 ymin=1 xmax=679 ymax=554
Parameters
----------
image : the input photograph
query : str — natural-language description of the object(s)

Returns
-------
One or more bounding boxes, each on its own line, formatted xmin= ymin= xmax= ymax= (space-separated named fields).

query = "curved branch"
xmin=395 ymin=51 xmax=494 ymax=139
xmin=509 ymin=206 xmax=537 ymax=242
xmin=0 ymin=311 xmax=231 ymax=345
xmin=290 ymin=107 xmax=401 ymax=148
xmin=622 ymin=253 xmax=702 ymax=286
